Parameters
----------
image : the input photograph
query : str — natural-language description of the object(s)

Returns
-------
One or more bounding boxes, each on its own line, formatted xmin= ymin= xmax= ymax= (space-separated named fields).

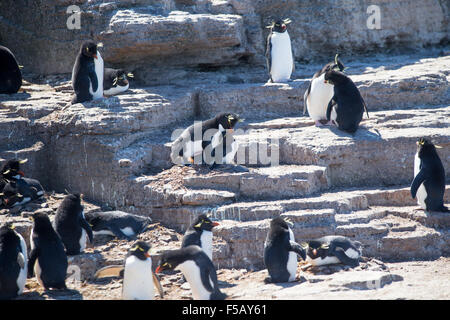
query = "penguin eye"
xmin=86 ymin=48 xmax=89 ymax=53
xmin=204 ymin=220 xmax=210 ymax=224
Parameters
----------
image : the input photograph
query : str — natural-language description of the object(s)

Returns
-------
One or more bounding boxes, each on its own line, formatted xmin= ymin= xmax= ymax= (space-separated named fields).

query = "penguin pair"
xmin=95 ymin=241 xmax=164 ymax=300
xmin=411 ymin=138 xmax=448 ymax=212
xmin=170 ymin=113 xmax=242 ymax=167
xmin=266 ymin=18 xmax=295 ymax=83
xmin=181 ymin=214 xmax=219 ymax=261
xmin=53 ymin=193 xmax=93 ymax=255
xmin=302 ymin=236 xmax=362 ymax=267
xmin=303 ymin=54 xmax=346 ymax=126
xmin=103 ymin=68 xmax=133 ymax=96
xmin=28 ymin=211 xmax=68 ymax=290
xmin=156 ymin=245 xmax=227 ymax=300
xmin=0 ymin=223 xmax=28 ymax=299
xmin=263 ymin=217 xmax=306 ymax=283
xmin=85 ymin=210 xmax=152 ymax=240
xmin=71 ymin=41 xmax=104 ymax=104
xmin=0 ymin=45 xmax=22 ymax=94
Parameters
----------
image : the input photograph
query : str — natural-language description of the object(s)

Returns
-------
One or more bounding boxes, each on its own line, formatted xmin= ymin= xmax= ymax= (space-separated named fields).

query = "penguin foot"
xmin=325 ymin=120 xmax=336 ymax=126
xmin=314 ymin=120 xmax=324 ymax=127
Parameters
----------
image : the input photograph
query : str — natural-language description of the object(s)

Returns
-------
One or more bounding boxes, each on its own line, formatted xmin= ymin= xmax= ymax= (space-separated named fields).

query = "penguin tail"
xmin=211 ymin=290 xmax=227 ymax=300
xmin=440 ymin=205 xmax=449 ymax=213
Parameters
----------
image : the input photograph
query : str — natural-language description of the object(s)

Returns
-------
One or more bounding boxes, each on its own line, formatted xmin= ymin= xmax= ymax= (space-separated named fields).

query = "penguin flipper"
xmin=303 ymin=82 xmax=311 ymax=115
xmin=80 ymin=217 xmax=94 ymax=243
xmin=332 ymin=247 xmax=359 ymax=267
xmin=17 ymin=252 xmax=25 ymax=269
xmin=359 ymin=92 xmax=369 ymax=119
xmin=152 ymin=272 xmax=164 ymax=298
xmin=95 ymin=265 xmax=124 ymax=278
xmin=27 ymin=247 xmax=39 ymax=278
xmin=88 ymin=64 xmax=98 ymax=93
xmin=411 ymin=169 xmax=427 ymax=199
xmin=326 ymin=97 xmax=337 ymax=121
xmin=265 ymin=33 xmax=272 ymax=77
xmin=289 ymin=241 xmax=306 ymax=260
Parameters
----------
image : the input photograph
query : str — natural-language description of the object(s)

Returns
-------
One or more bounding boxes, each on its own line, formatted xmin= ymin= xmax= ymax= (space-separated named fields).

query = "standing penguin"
xmin=53 ymin=193 xmax=93 ymax=255
xmin=28 ymin=212 xmax=68 ymax=290
xmin=303 ymin=54 xmax=346 ymax=126
xmin=156 ymin=245 xmax=227 ymax=300
xmin=71 ymin=41 xmax=104 ymax=104
xmin=303 ymin=236 xmax=362 ymax=267
xmin=103 ymin=68 xmax=133 ymax=96
xmin=266 ymin=18 xmax=295 ymax=83
xmin=0 ymin=45 xmax=22 ymax=94
xmin=85 ymin=210 xmax=152 ymax=240
xmin=263 ymin=217 xmax=306 ymax=283
xmin=181 ymin=214 xmax=219 ymax=261
xmin=411 ymin=138 xmax=448 ymax=212
xmin=170 ymin=113 xmax=241 ymax=166
xmin=324 ymin=69 xmax=369 ymax=134
xmin=95 ymin=241 xmax=164 ymax=300
xmin=0 ymin=223 xmax=27 ymax=299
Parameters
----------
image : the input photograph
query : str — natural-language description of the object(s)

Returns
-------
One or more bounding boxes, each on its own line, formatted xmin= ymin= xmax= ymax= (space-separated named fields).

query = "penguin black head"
xmin=129 ymin=241 xmax=151 ymax=261
xmin=1 ymin=158 xmax=27 ymax=179
xmin=60 ymin=193 xmax=83 ymax=213
xmin=267 ymin=18 xmax=291 ymax=33
xmin=329 ymin=54 xmax=345 ymax=73
xmin=270 ymin=216 xmax=290 ymax=230
xmin=80 ymin=41 xmax=101 ymax=59
xmin=0 ymin=222 xmax=19 ymax=239
xmin=0 ymin=181 xmax=23 ymax=207
xmin=417 ymin=137 xmax=442 ymax=158
xmin=215 ymin=113 xmax=242 ymax=131
xmin=31 ymin=211 xmax=54 ymax=233
xmin=305 ymin=240 xmax=329 ymax=259
xmin=324 ymin=70 xmax=349 ymax=85
xmin=156 ymin=247 xmax=199 ymax=273
xmin=112 ymin=69 xmax=133 ymax=87
xmin=191 ymin=214 xmax=219 ymax=232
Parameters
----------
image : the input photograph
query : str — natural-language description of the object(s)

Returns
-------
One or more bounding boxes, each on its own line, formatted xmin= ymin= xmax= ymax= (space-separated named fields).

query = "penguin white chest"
xmin=89 ymin=51 xmax=104 ymax=99
xmin=286 ymin=228 xmax=297 ymax=282
xmin=104 ymin=83 xmax=129 ymax=96
xmin=308 ymin=73 xmax=335 ymax=121
xmin=200 ymin=231 xmax=213 ymax=261
xmin=414 ymin=153 xmax=427 ymax=209
xmin=176 ymin=261 xmax=212 ymax=300
xmin=306 ymin=255 xmax=340 ymax=266
xmin=123 ymin=255 xmax=154 ymax=300
xmin=16 ymin=233 xmax=28 ymax=295
xmin=79 ymin=229 xmax=87 ymax=252
xmin=270 ymin=31 xmax=293 ymax=83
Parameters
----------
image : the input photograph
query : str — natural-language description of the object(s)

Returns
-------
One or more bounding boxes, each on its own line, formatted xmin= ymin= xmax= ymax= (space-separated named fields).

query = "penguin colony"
xmin=0 ymin=15 xmax=448 ymax=300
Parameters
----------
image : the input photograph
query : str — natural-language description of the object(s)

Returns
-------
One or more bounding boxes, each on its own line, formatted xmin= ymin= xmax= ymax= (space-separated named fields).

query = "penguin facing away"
xmin=0 ymin=223 xmax=28 ymax=299
xmin=53 ymin=193 xmax=93 ymax=255
xmin=28 ymin=211 xmax=68 ymax=290
xmin=303 ymin=54 xmax=346 ymax=126
xmin=84 ymin=210 xmax=152 ymax=240
xmin=263 ymin=217 xmax=306 ymax=283
xmin=0 ymin=45 xmax=22 ymax=94
xmin=170 ymin=113 xmax=241 ymax=166
xmin=303 ymin=236 xmax=362 ymax=267
xmin=71 ymin=41 xmax=104 ymax=104
xmin=103 ymin=68 xmax=133 ymax=96
xmin=266 ymin=18 xmax=295 ymax=83
xmin=411 ymin=138 xmax=448 ymax=212
xmin=181 ymin=214 xmax=219 ymax=261
xmin=324 ymin=69 xmax=369 ymax=134
xmin=156 ymin=245 xmax=227 ymax=300
xmin=95 ymin=241 xmax=164 ymax=300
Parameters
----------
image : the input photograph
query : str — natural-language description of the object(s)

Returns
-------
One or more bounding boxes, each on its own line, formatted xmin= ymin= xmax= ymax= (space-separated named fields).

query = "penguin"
xmin=0 ymin=181 xmax=32 ymax=208
xmin=28 ymin=211 xmax=68 ymax=290
xmin=53 ymin=193 xmax=93 ymax=255
xmin=303 ymin=236 xmax=362 ymax=267
xmin=1 ymin=158 xmax=27 ymax=181
xmin=324 ymin=69 xmax=369 ymax=134
xmin=156 ymin=245 xmax=227 ymax=300
xmin=0 ymin=223 xmax=27 ymax=299
xmin=84 ymin=210 xmax=152 ymax=240
xmin=265 ymin=18 xmax=295 ymax=83
xmin=411 ymin=138 xmax=448 ymax=212
xmin=71 ymin=41 xmax=104 ymax=104
xmin=170 ymin=113 xmax=242 ymax=166
xmin=95 ymin=241 xmax=164 ymax=300
xmin=0 ymin=45 xmax=22 ymax=94
xmin=103 ymin=68 xmax=133 ymax=96
xmin=303 ymin=54 xmax=346 ymax=126
xmin=181 ymin=214 xmax=219 ymax=261
xmin=263 ymin=216 xmax=306 ymax=283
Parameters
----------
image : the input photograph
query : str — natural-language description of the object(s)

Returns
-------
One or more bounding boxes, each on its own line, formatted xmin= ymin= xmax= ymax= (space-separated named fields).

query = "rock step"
xmin=183 ymin=164 xmax=329 ymax=200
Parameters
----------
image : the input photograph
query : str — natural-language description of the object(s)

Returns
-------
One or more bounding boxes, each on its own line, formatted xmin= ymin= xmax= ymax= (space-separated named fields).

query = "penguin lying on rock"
xmin=103 ymin=68 xmax=134 ymax=96
xmin=0 ymin=223 xmax=28 ymax=299
xmin=181 ymin=214 xmax=219 ymax=261
xmin=303 ymin=54 xmax=346 ymax=126
xmin=0 ymin=179 xmax=44 ymax=208
xmin=303 ymin=236 xmax=362 ymax=267
xmin=264 ymin=217 xmax=306 ymax=283
xmin=411 ymin=138 xmax=448 ymax=212
xmin=95 ymin=241 xmax=164 ymax=300
xmin=156 ymin=245 xmax=227 ymax=300
xmin=84 ymin=210 xmax=152 ymax=240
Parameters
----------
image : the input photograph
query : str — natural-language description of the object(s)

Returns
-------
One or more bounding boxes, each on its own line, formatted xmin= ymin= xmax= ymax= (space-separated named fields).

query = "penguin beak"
xmin=212 ymin=222 xmax=220 ymax=227
xmin=93 ymin=54 xmax=98 ymax=60
xmin=155 ymin=266 xmax=162 ymax=274
xmin=18 ymin=170 xmax=25 ymax=177
xmin=145 ymin=252 xmax=151 ymax=258
xmin=324 ymin=80 xmax=329 ymax=84
xmin=313 ymin=249 xmax=317 ymax=256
